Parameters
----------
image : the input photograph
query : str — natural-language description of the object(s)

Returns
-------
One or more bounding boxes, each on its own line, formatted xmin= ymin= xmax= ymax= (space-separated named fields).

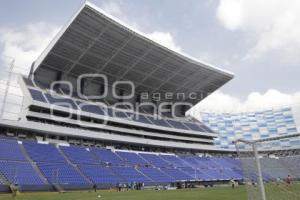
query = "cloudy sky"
xmin=1 ymin=0 xmax=300 ymax=113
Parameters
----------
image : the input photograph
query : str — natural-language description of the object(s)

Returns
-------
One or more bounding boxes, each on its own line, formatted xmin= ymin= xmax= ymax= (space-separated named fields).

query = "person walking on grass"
xmin=230 ymin=178 xmax=235 ymax=189
xmin=286 ymin=175 xmax=292 ymax=186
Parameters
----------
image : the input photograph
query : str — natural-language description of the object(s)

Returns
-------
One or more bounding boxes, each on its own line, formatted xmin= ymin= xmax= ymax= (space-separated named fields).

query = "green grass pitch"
xmin=0 ymin=187 xmax=247 ymax=200
xmin=0 ymin=183 xmax=300 ymax=200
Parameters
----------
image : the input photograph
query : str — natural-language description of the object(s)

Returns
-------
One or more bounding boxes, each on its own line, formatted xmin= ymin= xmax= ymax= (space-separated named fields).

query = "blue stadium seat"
xmin=179 ymin=167 xmax=212 ymax=181
xmin=28 ymin=89 xmax=47 ymax=103
xmin=179 ymin=156 xmax=203 ymax=168
xmin=198 ymin=124 xmax=214 ymax=133
xmin=165 ymin=119 xmax=189 ymax=130
xmin=195 ymin=157 xmax=220 ymax=168
xmin=60 ymin=146 xmax=99 ymax=164
xmin=0 ymin=139 xmax=26 ymax=161
xmin=222 ymin=168 xmax=243 ymax=180
xmin=28 ymin=87 xmax=215 ymax=134
xmin=138 ymin=167 xmax=174 ymax=183
xmin=210 ymin=157 xmax=238 ymax=169
xmin=44 ymin=93 xmax=78 ymax=110
xmin=114 ymin=110 xmax=132 ymax=120
xmin=201 ymin=168 xmax=230 ymax=180
xmin=132 ymin=114 xmax=152 ymax=124
xmin=38 ymin=162 xmax=87 ymax=185
xmin=161 ymin=168 xmax=193 ymax=181
xmin=146 ymin=116 xmax=171 ymax=128
xmin=159 ymin=155 xmax=187 ymax=167
xmin=139 ymin=153 xmax=170 ymax=168
xmin=23 ymin=142 xmax=65 ymax=163
xmin=76 ymin=101 xmax=106 ymax=115
xmin=79 ymin=164 xmax=123 ymax=185
xmin=0 ymin=161 xmax=44 ymax=185
xmin=0 ymin=138 xmax=247 ymax=186
xmin=112 ymin=166 xmax=150 ymax=183
xmin=116 ymin=151 xmax=149 ymax=166
xmin=91 ymin=148 xmax=124 ymax=165
xmin=183 ymin=122 xmax=205 ymax=132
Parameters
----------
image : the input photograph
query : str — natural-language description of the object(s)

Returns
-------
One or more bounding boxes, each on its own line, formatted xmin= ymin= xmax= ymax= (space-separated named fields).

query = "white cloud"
xmin=189 ymin=89 xmax=300 ymax=116
xmin=217 ymin=0 xmax=244 ymax=30
xmin=100 ymin=1 xmax=123 ymax=17
xmin=0 ymin=22 xmax=60 ymax=75
xmin=99 ymin=1 xmax=140 ymax=30
xmin=0 ymin=22 xmax=59 ymax=120
xmin=100 ymin=1 xmax=182 ymax=53
xmin=145 ymin=32 xmax=182 ymax=53
xmin=217 ymin=0 xmax=300 ymax=59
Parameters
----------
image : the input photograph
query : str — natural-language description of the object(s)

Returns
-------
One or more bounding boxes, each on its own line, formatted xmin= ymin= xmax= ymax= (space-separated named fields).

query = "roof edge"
xmin=85 ymin=1 xmax=234 ymax=78
xmin=33 ymin=1 xmax=234 ymax=78
xmin=33 ymin=2 xmax=87 ymax=72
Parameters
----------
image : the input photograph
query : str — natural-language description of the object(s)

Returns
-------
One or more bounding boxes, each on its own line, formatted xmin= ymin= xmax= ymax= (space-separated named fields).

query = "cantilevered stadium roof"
xmin=32 ymin=2 xmax=233 ymax=104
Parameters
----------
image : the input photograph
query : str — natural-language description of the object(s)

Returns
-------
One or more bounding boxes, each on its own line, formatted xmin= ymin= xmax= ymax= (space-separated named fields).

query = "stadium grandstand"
xmin=200 ymin=105 xmax=300 ymax=150
xmin=0 ymin=2 xmax=299 ymax=200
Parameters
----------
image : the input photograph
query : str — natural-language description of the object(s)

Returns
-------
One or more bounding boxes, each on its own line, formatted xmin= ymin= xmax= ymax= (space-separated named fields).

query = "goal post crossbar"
xmin=235 ymin=133 xmax=300 ymax=145
xmin=235 ymin=133 xmax=300 ymax=200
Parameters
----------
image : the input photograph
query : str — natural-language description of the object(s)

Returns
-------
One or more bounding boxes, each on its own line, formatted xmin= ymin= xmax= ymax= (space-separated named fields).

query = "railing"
xmin=0 ymin=58 xmax=27 ymax=121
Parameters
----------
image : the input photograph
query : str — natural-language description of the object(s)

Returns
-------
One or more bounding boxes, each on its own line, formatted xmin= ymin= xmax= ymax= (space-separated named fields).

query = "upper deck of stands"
xmin=27 ymin=87 xmax=215 ymax=135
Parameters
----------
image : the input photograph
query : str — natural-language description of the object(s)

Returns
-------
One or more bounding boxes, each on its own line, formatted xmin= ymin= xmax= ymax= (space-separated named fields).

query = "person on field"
xmin=11 ymin=184 xmax=18 ymax=197
xmin=117 ymin=183 xmax=122 ymax=191
xmin=286 ymin=175 xmax=292 ymax=186
xmin=230 ymin=178 xmax=235 ymax=189
xmin=276 ymin=177 xmax=281 ymax=185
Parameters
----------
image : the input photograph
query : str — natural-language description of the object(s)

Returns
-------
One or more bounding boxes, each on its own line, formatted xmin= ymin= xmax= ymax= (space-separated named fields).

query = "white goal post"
xmin=235 ymin=133 xmax=300 ymax=200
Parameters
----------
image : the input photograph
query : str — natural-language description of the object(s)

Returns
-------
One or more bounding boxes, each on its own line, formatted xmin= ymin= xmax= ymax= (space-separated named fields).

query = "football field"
xmin=0 ymin=183 xmax=300 ymax=200
xmin=0 ymin=187 xmax=246 ymax=200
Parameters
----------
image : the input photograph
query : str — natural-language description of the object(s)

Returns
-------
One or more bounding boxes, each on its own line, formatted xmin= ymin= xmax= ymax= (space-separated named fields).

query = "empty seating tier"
xmin=23 ymin=142 xmax=65 ymax=163
xmin=139 ymin=153 xmax=170 ymax=168
xmin=38 ymin=162 xmax=87 ymax=185
xmin=60 ymin=146 xmax=99 ymax=164
xmin=0 ymin=161 xmax=44 ymax=185
xmin=179 ymin=167 xmax=212 ymax=181
xmin=79 ymin=165 xmax=122 ymax=186
xmin=139 ymin=167 xmax=174 ymax=183
xmin=111 ymin=166 xmax=151 ymax=183
xmin=28 ymin=88 xmax=214 ymax=134
xmin=161 ymin=168 xmax=193 ymax=181
xmin=91 ymin=148 xmax=124 ymax=165
xmin=116 ymin=151 xmax=149 ymax=166
xmin=0 ymin=138 xmax=257 ymax=191
xmin=0 ymin=139 xmax=26 ymax=161
xmin=159 ymin=155 xmax=188 ymax=167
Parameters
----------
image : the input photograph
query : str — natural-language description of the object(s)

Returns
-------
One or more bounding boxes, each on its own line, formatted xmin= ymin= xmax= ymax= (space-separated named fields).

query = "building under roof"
xmin=30 ymin=1 xmax=233 ymax=108
xmin=7 ymin=1 xmax=236 ymax=151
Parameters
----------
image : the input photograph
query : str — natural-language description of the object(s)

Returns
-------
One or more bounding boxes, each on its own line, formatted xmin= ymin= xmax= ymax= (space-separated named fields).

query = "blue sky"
xmin=1 ymin=0 xmax=300 ymax=112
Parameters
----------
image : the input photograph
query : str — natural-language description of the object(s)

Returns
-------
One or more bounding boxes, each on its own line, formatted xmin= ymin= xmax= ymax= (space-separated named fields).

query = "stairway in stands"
xmin=56 ymin=146 xmax=93 ymax=185
xmin=19 ymin=143 xmax=49 ymax=185
xmin=135 ymin=167 xmax=154 ymax=182
xmin=0 ymin=171 xmax=10 ymax=185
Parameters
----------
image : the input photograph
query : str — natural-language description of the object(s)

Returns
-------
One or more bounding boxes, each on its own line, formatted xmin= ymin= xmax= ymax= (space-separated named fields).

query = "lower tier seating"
xmin=78 ymin=164 xmax=122 ymax=185
xmin=5 ymin=137 xmax=296 ymax=191
xmin=0 ymin=139 xmax=26 ymax=161
xmin=160 ymin=168 xmax=193 ymax=181
xmin=37 ymin=162 xmax=88 ymax=185
xmin=139 ymin=153 xmax=170 ymax=168
xmin=91 ymin=148 xmax=124 ymax=165
xmin=0 ymin=161 xmax=44 ymax=185
xmin=116 ymin=151 xmax=149 ymax=166
xmin=111 ymin=166 xmax=151 ymax=183
xmin=60 ymin=146 xmax=99 ymax=165
xmin=138 ymin=167 xmax=174 ymax=183
xmin=179 ymin=167 xmax=213 ymax=181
